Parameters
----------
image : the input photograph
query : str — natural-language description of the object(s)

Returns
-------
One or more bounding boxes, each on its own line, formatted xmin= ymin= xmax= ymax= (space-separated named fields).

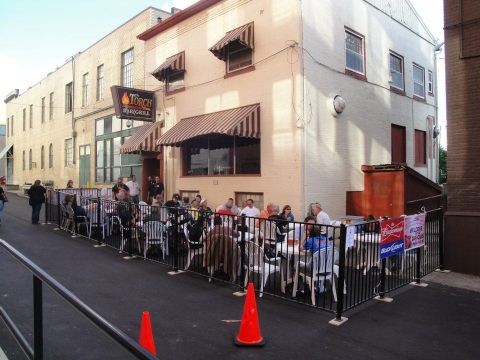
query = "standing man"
xmin=152 ymin=176 xmax=164 ymax=202
xmin=311 ymin=203 xmax=332 ymax=238
xmin=126 ymin=174 xmax=141 ymax=204
xmin=146 ymin=176 xmax=155 ymax=204
xmin=0 ymin=176 xmax=7 ymax=226
xmin=112 ymin=177 xmax=129 ymax=201
xmin=28 ymin=180 xmax=46 ymax=225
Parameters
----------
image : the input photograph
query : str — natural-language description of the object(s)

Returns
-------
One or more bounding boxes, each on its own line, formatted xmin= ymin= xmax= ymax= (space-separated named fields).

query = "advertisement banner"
xmin=380 ymin=218 xmax=405 ymax=259
xmin=404 ymin=213 xmax=426 ymax=251
xmin=111 ymin=86 xmax=155 ymax=121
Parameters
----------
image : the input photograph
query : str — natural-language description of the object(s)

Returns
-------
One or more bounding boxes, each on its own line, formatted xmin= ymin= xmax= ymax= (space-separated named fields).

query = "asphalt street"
xmin=0 ymin=194 xmax=479 ymax=359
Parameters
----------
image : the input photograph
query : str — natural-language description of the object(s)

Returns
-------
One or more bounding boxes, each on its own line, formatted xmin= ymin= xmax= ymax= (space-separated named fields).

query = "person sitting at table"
xmin=311 ymin=203 xmax=332 ymax=238
xmin=164 ymin=194 xmax=181 ymax=214
xmin=64 ymin=194 xmax=87 ymax=219
xmin=256 ymin=202 xmax=274 ymax=229
xmin=267 ymin=204 xmax=288 ymax=242
xmin=280 ymin=205 xmax=295 ymax=222
xmin=240 ymin=198 xmax=260 ymax=218
xmin=216 ymin=198 xmax=240 ymax=216
xmin=152 ymin=193 xmax=163 ymax=207
xmin=303 ymin=226 xmax=329 ymax=253
xmin=191 ymin=199 xmax=200 ymax=221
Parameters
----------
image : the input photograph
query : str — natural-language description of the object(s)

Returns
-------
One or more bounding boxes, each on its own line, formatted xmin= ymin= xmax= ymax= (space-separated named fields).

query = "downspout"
xmin=299 ymin=0 xmax=307 ymax=218
xmin=71 ymin=55 xmax=76 ymax=165
xmin=433 ymin=41 xmax=444 ymax=183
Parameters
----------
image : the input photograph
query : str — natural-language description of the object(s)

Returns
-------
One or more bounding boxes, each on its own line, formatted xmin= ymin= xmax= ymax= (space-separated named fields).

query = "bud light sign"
xmin=380 ymin=218 xmax=405 ymax=259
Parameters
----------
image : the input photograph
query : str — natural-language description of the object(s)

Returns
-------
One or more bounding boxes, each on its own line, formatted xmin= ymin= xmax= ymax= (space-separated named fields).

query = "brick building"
xmin=444 ymin=0 xmax=480 ymax=275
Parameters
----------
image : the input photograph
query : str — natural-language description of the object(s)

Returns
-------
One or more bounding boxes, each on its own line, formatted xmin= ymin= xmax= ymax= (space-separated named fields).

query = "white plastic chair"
xmin=113 ymin=216 xmax=141 ymax=255
xmin=243 ymin=240 xmax=281 ymax=297
xmin=184 ymin=224 xmax=205 ymax=271
xmin=142 ymin=221 xmax=168 ymax=259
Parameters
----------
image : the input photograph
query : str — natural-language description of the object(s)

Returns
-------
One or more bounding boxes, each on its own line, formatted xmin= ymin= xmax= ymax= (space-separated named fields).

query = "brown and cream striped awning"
xmin=151 ymin=52 xmax=185 ymax=82
xmin=209 ymin=23 xmax=254 ymax=61
xmin=120 ymin=121 xmax=162 ymax=154
xmin=157 ymin=104 xmax=260 ymax=147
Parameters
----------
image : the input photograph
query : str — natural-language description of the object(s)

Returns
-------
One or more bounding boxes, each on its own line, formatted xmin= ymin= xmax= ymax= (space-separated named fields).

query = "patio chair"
xmin=142 ymin=221 xmax=168 ymax=260
xmin=112 ymin=216 xmax=141 ymax=255
xmin=243 ymin=240 xmax=281 ymax=297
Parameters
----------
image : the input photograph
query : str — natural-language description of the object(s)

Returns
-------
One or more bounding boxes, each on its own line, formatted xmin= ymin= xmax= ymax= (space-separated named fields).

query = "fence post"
xmin=438 ymin=210 xmax=445 ymax=270
xmin=33 ymin=275 xmax=43 ymax=360
xmin=173 ymin=208 xmax=179 ymax=272
xmin=379 ymin=258 xmax=387 ymax=299
xmin=415 ymin=247 xmax=422 ymax=283
xmin=240 ymin=214 xmax=246 ymax=292
xmin=334 ymin=224 xmax=347 ymax=322
xmin=96 ymin=197 xmax=102 ymax=245
xmin=127 ymin=203 xmax=133 ymax=258
xmin=56 ymin=191 xmax=61 ymax=228
xmin=44 ymin=190 xmax=49 ymax=224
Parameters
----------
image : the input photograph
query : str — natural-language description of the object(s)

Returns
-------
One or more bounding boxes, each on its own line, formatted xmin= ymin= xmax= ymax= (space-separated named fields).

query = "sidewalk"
xmin=0 ymin=193 xmax=479 ymax=359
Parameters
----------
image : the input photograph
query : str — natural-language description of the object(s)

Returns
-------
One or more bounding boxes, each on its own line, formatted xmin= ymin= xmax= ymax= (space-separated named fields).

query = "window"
xmin=49 ymin=144 xmax=53 ymax=168
xmin=345 ymin=29 xmax=365 ymax=75
xmin=235 ymin=192 xmax=264 ymax=211
xmin=95 ymin=115 xmax=141 ymax=183
xmin=96 ymin=65 xmax=104 ymax=101
xmin=49 ymin=92 xmax=54 ymax=120
xmin=82 ymin=73 xmax=89 ymax=107
xmin=121 ymin=48 xmax=134 ymax=87
xmin=41 ymin=97 xmax=46 ymax=123
xmin=391 ymin=124 xmax=406 ymax=164
xmin=10 ymin=115 xmax=13 ymax=136
xmin=182 ymin=134 xmax=260 ymax=176
xmin=29 ymin=104 xmax=33 ymax=128
xmin=428 ymin=70 xmax=434 ymax=95
xmin=29 ymin=149 xmax=32 ymax=170
xmin=23 ymin=108 xmax=26 ymax=131
xmin=179 ymin=190 xmax=199 ymax=204
xmin=227 ymin=42 xmax=253 ymax=73
xmin=389 ymin=52 xmax=404 ymax=91
xmin=413 ymin=64 xmax=425 ymax=99
xmin=6 ymin=117 xmax=8 ymax=138
xmin=65 ymin=138 xmax=73 ymax=166
xmin=22 ymin=150 xmax=25 ymax=171
xmin=0 ymin=125 xmax=5 ymax=136
xmin=415 ymin=130 xmax=426 ymax=166
xmin=65 ymin=82 xmax=73 ymax=113
xmin=166 ymin=71 xmax=185 ymax=93
xmin=41 ymin=145 xmax=45 ymax=169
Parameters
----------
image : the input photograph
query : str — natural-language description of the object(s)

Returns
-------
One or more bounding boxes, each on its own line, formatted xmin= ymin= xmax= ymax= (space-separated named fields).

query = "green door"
xmin=79 ymin=145 xmax=91 ymax=187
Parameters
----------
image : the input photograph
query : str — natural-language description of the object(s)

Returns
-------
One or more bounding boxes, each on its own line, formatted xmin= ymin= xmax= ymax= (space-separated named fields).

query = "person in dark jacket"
xmin=28 ymin=180 xmax=46 ymax=224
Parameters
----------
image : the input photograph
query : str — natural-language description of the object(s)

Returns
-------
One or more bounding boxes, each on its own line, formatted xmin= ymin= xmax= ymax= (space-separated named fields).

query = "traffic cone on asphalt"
xmin=139 ymin=311 xmax=157 ymax=355
xmin=234 ymin=282 xmax=265 ymax=347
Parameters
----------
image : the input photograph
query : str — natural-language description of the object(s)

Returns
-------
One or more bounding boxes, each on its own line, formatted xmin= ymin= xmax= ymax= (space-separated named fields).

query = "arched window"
xmin=22 ymin=151 xmax=25 ymax=171
xmin=41 ymin=146 xmax=45 ymax=169
xmin=29 ymin=149 xmax=32 ymax=170
xmin=49 ymin=144 xmax=53 ymax=168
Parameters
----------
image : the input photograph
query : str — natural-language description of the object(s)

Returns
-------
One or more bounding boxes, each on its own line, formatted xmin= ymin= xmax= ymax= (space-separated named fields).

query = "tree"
xmin=439 ymin=146 xmax=447 ymax=184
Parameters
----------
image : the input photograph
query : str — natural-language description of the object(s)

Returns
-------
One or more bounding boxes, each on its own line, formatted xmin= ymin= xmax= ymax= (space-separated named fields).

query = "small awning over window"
xmin=151 ymin=52 xmax=185 ymax=82
xmin=0 ymin=144 xmax=13 ymax=160
xmin=120 ymin=122 xmax=162 ymax=154
xmin=157 ymin=103 xmax=260 ymax=147
xmin=209 ymin=23 xmax=254 ymax=61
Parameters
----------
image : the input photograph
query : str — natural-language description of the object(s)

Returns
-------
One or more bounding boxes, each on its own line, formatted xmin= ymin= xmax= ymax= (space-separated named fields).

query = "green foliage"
xmin=439 ymin=146 xmax=447 ymax=184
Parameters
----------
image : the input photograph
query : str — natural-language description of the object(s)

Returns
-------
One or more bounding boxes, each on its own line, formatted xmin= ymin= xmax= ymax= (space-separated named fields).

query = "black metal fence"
xmin=45 ymin=189 xmax=444 ymax=318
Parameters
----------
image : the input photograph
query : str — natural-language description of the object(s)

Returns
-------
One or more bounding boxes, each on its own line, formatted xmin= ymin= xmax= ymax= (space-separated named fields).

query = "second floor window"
xmin=345 ymin=30 xmax=365 ymax=75
xmin=97 ymin=64 xmax=104 ymax=101
xmin=49 ymin=144 xmax=53 ymax=168
xmin=41 ymin=145 xmax=45 ymax=169
xmin=41 ymin=97 xmax=46 ymax=123
xmin=22 ymin=150 xmax=25 ymax=171
xmin=428 ymin=70 xmax=434 ymax=95
xmin=49 ymin=92 xmax=54 ymax=120
xmin=29 ymin=104 xmax=33 ymax=128
xmin=82 ymin=73 xmax=89 ymax=107
xmin=227 ymin=42 xmax=253 ymax=73
xmin=121 ymin=48 xmax=134 ymax=87
xmin=10 ymin=115 xmax=14 ymax=136
xmin=23 ymin=108 xmax=26 ymax=131
xmin=166 ymin=71 xmax=185 ymax=93
xmin=65 ymin=82 xmax=73 ymax=113
xmin=413 ymin=64 xmax=425 ymax=99
xmin=389 ymin=52 xmax=404 ymax=90
xmin=65 ymin=138 xmax=73 ymax=166
xmin=29 ymin=149 xmax=33 ymax=170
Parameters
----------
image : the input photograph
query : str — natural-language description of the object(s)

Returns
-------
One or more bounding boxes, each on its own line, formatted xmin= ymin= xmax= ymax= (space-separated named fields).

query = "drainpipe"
xmin=70 ymin=55 xmax=77 ymax=165
xmin=433 ymin=42 xmax=444 ymax=183
xmin=299 ymin=0 xmax=307 ymax=218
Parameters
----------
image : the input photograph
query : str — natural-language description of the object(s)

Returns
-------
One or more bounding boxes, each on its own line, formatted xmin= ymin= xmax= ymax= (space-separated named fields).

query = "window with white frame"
xmin=82 ymin=73 xmax=89 ymax=107
xmin=97 ymin=64 xmax=104 ymax=101
xmin=413 ymin=64 xmax=425 ymax=98
xmin=345 ymin=30 xmax=365 ymax=74
xmin=121 ymin=48 xmax=134 ymax=87
xmin=428 ymin=70 xmax=434 ymax=95
xmin=389 ymin=52 xmax=404 ymax=90
xmin=65 ymin=138 xmax=73 ymax=166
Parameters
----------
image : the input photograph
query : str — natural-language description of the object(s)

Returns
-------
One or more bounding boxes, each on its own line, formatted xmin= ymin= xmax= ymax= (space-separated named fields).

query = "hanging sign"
xmin=380 ymin=218 xmax=405 ymax=259
xmin=404 ymin=213 xmax=426 ymax=251
xmin=111 ymin=86 xmax=155 ymax=121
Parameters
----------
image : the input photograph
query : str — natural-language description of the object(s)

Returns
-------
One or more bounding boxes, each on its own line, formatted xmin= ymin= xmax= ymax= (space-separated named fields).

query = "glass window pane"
xmin=96 ymin=141 xmax=104 ymax=168
xmin=113 ymin=137 xmax=121 ymax=166
xmin=113 ymin=167 xmax=121 ymax=180
xmin=96 ymin=168 xmax=104 ymax=183
xmin=96 ymin=119 xmax=104 ymax=136
xmin=345 ymin=32 xmax=364 ymax=73
xmin=235 ymin=137 xmax=261 ymax=174
xmin=105 ymin=139 xmax=111 ymax=167
xmin=112 ymin=116 xmax=122 ymax=133
xmin=104 ymin=117 xmax=112 ymax=134
xmin=182 ymin=137 xmax=209 ymax=176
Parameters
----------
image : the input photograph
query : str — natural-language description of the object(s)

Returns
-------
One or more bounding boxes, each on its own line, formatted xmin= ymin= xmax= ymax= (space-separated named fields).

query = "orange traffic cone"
xmin=234 ymin=282 xmax=265 ymax=347
xmin=139 ymin=311 xmax=157 ymax=355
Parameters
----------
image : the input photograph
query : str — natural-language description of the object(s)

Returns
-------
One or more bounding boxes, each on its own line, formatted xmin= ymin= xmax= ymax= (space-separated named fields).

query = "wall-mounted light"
xmin=125 ymin=119 xmax=133 ymax=128
xmin=327 ymin=94 xmax=346 ymax=116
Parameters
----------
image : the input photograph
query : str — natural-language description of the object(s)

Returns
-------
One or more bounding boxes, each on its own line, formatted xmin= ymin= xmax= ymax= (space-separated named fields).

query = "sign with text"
xmin=111 ymin=86 xmax=155 ymax=121
xmin=380 ymin=218 xmax=405 ymax=259
xmin=404 ymin=213 xmax=426 ymax=251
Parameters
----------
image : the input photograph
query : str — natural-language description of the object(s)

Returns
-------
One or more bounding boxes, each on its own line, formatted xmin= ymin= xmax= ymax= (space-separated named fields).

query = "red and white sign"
xmin=380 ymin=218 xmax=405 ymax=259
xmin=404 ymin=213 xmax=426 ymax=251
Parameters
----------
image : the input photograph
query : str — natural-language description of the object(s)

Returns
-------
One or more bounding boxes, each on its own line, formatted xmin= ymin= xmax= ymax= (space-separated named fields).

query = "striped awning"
xmin=120 ymin=122 xmax=162 ymax=153
xmin=209 ymin=23 xmax=254 ymax=61
xmin=157 ymin=104 xmax=260 ymax=147
xmin=151 ymin=52 xmax=185 ymax=82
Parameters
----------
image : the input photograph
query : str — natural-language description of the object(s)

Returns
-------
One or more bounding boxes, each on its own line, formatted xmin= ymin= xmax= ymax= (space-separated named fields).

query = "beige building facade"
xmin=4 ymin=7 xmax=170 ymax=189
xmin=138 ymin=0 xmax=439 ymax=218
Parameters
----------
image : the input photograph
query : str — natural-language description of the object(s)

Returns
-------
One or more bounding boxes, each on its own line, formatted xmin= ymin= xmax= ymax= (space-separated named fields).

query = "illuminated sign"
xmin=111 ymin=86 xmax=155 ymax=121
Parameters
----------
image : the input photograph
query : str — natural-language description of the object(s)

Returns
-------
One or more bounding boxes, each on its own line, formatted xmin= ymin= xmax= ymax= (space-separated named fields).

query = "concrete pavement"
xmin=0 ymin=193 xmax=479 ymax=359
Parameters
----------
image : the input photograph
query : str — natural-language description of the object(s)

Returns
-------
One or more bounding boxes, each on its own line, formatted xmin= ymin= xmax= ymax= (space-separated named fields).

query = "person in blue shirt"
xmin=303 ymin=225 xmax=329 ymax=253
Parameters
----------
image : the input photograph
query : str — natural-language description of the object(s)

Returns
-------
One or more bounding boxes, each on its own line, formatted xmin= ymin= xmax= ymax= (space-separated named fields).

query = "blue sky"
xmin=0 ymin=0 xmax=446 ymax=145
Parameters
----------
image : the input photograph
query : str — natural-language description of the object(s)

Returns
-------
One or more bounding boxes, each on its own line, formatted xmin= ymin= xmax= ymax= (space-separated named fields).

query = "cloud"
xmin=160 ymin=0 xmax=199 ymax=12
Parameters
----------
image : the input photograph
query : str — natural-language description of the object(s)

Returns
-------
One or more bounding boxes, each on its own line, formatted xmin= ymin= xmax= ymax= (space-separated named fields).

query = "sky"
xmin=0 ymin=0 xmax=446 ymax=145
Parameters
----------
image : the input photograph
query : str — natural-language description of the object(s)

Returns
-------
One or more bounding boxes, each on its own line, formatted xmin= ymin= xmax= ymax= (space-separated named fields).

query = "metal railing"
xmin=45 ymin=189 xmax=444 ymax=319
xmin=0 ymin=239 xmax=158 ymax=360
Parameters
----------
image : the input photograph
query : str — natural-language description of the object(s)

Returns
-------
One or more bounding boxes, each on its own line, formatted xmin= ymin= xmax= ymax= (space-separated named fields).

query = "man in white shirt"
xmin=311 ymin=203 xmax=332 ymax=238
xmin=240 ymin=198 xmax=260 ymax=218
xmin=125 ymin=175 xmax=141 ymax=204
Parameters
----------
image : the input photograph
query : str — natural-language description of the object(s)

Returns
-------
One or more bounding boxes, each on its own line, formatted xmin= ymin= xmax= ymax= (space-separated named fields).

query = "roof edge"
xmin=138 ymin=0 xmax=223 ymax=41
